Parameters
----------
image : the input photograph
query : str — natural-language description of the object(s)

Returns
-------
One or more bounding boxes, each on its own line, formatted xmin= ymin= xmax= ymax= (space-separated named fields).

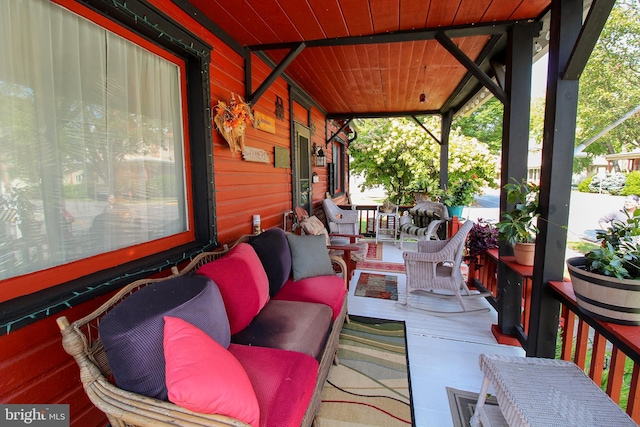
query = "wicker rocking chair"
xmin=399 ymin=220 xmax=490 ymax=315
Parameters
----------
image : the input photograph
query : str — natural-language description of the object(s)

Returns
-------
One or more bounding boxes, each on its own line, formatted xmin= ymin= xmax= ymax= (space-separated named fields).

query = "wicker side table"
xmin=470 ymin=354 xmax=638 ymax=427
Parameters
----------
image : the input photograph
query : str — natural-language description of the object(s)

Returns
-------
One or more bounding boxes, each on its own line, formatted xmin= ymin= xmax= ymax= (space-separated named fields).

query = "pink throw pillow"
xmin=301 ymin=216 xmax=330 ymax=245
xmin=197 ymin=243 xmax=270 ymax=334
xmin=163 ymin=316 xmax=259 ymax=426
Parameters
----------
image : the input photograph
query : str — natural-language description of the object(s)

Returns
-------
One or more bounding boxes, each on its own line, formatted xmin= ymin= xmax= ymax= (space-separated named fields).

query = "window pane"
xmin=0 ymin=0 xmax=188 ymax=282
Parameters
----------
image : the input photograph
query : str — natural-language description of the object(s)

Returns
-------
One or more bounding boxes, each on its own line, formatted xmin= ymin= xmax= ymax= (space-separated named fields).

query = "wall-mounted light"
xmin=312 ymin=172 xmax=319 ymax=183
xmin=312 ymin=142 xmax=326 ymax=167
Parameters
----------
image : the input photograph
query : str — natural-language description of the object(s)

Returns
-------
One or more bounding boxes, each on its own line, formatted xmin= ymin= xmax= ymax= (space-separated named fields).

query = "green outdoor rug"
xmin=317 ymin=316 xmax=414 ymax=426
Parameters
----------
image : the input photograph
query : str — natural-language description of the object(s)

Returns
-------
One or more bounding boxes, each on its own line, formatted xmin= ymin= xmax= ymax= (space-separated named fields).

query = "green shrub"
xmin=577 ymin=175 xmax=594 ymax=192
xmin=622 ymin=171 xmax=640 ymax=196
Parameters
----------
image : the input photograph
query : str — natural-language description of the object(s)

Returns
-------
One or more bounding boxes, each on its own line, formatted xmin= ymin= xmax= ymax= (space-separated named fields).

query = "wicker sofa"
xmin=57 ymin=228 xmax=348 ymax=427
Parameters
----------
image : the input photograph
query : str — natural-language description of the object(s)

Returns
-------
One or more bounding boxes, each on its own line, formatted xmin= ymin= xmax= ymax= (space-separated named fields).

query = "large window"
xmin=0 ymin=0 xmax=194 ymax=302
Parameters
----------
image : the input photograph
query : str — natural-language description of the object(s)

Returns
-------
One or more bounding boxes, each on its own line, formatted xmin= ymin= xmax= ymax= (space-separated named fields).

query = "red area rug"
xmin=355 ymin=273 xmax=398 ymax=301
xmin=357 ymin=260 xmax=406 ymax=273
xmin=365 ymin=242 xmax=383 ymax=260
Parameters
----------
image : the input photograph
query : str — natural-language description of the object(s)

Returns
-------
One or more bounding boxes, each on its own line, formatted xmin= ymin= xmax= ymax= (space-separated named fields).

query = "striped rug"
xmin=317 ymin=316 xmax=414 ymax=426
xmin=365 ymin=242 xmax=383 ymax=260
xmin=357 ymin=260 xmax=406 ymax=273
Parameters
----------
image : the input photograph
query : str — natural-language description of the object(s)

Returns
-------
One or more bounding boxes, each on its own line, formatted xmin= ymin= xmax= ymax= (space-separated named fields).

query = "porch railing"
xmin=470 ymin=253 xmax=640 ymax=423
xmin=344 ymin=204 xmax=412 ymax=237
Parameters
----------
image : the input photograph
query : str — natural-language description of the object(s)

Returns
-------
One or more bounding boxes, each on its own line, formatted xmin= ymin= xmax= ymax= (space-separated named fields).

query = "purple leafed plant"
xmin=464 ymin=219 xmax=498 ymax=268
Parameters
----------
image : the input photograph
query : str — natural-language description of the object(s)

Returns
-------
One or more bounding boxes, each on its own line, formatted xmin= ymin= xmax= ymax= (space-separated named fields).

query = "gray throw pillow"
xmin=286 ymin=233 xmax=335 ymax=281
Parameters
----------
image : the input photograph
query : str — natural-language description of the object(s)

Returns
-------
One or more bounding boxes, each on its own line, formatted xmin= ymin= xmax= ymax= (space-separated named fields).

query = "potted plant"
xmin=463 ymin=219 xmax=499 ymax=286
xmin=464 ymin=219 xmax=499 ymax=269
xmin=495 ymin=179 xmax=539 ymax=266
xmin=441 ymin=180 xmax=478 ymax=218
xmin=411 ymin=177 xmax=441 ymax=204
xmin=566 ymin=214 xmax=640 ymax=324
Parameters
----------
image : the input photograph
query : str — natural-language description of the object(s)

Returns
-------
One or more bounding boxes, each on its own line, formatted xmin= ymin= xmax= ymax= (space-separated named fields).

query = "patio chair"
xmin=322 ymin=198 xmax=359 ymax=235
xmin=293 ymin=206 xmax=367 ymax=280
xmin=398 ymin=201 xmax=449 ymax=249
xmin=399 ymin=220 xmax=490 ymax=315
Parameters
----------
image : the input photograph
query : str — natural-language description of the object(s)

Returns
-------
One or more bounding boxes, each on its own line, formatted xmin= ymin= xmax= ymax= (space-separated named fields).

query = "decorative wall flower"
xmin=213 ymin=93 xmax=254 ymax=153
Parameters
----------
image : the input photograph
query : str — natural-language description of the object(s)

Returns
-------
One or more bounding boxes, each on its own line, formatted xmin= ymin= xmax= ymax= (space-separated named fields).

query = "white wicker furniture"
xmin=322 ymin=198 xmax=359 ymax=235
xmin=400 ymin=220 xmax=489 ymax=315
xmin=471 ymin=354 xmax=638 ymax=427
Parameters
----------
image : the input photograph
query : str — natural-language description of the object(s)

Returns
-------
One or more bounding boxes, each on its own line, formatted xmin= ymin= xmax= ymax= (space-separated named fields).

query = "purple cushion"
xmin=248 ymin=228 xmax=292 ymax=296
xmin=228 ymin=344 xmax=318 ymax=427
xmin=99 ymin=275 xmax=230 ymax=401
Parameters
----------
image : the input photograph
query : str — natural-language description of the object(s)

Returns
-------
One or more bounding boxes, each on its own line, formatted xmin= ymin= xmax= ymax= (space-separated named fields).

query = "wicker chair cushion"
xmin=286 ymin=233 xmax=335 ymax=281
xmin=99 ymin=275 xmax=230 ymax=401
xmin=231 ymin=300 xmax=332 ymax=361
xmin=300 ymin=215 xmax=331 ymax=245
xmin=163 ymin=316 xmax=259 ymax=427
xmin=197 ymin=243 xmax=270 ymax=335
xmin=273 ymin=275 xmax=346 ymax=320
xmin=228 ymin=343 xmax=318 ymax=427
xmin=248 ymin=228 xmax=292 ymax=297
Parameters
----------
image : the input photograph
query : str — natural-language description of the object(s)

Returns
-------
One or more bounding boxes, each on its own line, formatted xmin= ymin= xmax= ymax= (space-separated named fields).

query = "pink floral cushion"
xmin=163 ymin=317 xmax=259 ymax=426
xmin=197 ymin=243 xmax=270 ymax=334
xmin=300 ymin=215 xmax=330 ymax=245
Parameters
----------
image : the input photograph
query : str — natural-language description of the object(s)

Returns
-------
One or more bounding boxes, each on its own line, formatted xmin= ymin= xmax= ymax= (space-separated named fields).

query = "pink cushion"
xmin=163 ymin=317 xmax=259 ymax=426
xmin=273 ymin=276 xmax=346 ymax=320
xmin=300 ymin=216 xmax=330 ymax=245
xmin=228 ymin=344 xmax=318 ymax=427
xmin=197 ymin=243 xmax=270 ymax=334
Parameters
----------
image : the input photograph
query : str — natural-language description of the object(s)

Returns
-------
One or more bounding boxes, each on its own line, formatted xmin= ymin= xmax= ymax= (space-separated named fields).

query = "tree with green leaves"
xmin=453 ymin=97 xmax=503 ymax=154
xmin=576 ymin=0 xmax=640 ymax=168
xmin=349 ymin=117 xmax=498 ymax=205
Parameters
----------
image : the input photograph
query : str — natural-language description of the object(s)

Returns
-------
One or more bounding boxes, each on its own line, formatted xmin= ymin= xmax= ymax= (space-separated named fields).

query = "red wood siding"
xmin=0 ymin=294 xmax=114 ymax=427
xmin=0 ymin=2 xmax=350 ymax=427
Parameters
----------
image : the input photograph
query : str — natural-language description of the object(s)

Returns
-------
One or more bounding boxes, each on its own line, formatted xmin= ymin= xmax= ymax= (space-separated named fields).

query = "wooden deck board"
xmin=348 ymin=240 xmax=525 ymax=426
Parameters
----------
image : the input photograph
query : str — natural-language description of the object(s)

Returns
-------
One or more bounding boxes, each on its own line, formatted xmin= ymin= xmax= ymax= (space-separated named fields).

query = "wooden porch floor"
xmin=347 ymin=240 xmax=525 ymax=427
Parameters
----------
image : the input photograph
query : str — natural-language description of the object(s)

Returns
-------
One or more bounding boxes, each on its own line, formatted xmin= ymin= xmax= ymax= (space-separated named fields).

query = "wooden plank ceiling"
xmin=186 ymin=0 xmax=551 ymax=117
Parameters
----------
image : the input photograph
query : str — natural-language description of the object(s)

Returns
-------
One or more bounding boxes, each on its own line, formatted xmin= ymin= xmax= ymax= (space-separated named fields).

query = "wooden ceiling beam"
xmin=411 ymin=116 xmax=441 ymax=145
xmin=435 ymin=32 xmax=508 ymax=105
xmin=247 ymin=19 xmax=527 ymax=51
xmin=440 ymin=34 xmax=505 ymax=114
xmin=246 ymin=42 xmax=305 ymax=105
xmin=563 ymin=0 xmax=616 ymax=80
xmin=327 ymin=110 xmax=441 ymax=120
xmin=326 ymin=118 xmax=353 ymax=147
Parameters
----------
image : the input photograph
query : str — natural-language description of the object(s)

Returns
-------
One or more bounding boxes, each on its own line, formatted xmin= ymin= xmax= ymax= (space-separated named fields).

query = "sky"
xmin=531 ymin=54 xmax=549 ymax=99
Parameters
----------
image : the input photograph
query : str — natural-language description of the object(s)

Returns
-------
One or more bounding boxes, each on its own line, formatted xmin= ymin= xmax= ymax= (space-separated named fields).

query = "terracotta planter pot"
xmin=513 ymin=242 xmax=535 ymax=266
xmin=567 ymin=256 xmax=640 ymax=325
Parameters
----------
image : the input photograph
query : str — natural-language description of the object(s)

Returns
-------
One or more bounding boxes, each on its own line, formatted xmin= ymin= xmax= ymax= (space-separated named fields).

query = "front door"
xmin=293 ymin=122 xmax=311 ymax=215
